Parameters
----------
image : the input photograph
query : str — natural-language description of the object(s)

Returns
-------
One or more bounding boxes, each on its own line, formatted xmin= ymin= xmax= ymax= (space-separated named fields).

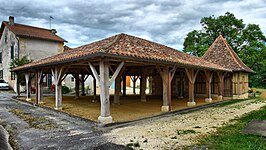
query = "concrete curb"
xmin=0 ymin=125 xmax=13 ymax=150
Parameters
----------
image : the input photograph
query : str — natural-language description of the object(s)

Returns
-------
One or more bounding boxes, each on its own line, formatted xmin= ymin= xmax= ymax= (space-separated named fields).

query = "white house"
xmin=0 ymin=16 xmax=66 ymax=90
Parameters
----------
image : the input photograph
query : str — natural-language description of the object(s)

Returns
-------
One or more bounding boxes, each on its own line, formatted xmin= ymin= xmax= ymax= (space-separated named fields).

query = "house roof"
xmin=202 ymin=35 xmax=254 ymax=73
xmin=12 ymin=33 xmax=231 ymax=72
xmin=0 ymin=21 xmax=66 ymax=42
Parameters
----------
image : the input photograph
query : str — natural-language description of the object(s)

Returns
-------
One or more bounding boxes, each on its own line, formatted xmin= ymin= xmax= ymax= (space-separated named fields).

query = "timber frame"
xmin=12 ymin=33 xmax=239 ymax=124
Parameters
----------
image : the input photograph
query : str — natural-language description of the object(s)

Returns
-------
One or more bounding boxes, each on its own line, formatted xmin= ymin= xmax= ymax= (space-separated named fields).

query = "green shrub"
xmin=62 ymin=85 xmax=70 ymax=94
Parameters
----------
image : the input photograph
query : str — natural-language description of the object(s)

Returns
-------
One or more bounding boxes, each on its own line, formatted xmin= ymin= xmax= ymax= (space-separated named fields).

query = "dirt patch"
xmin=105 ymin=99 xmax=266 ymax=149
xmin=9 ymin=108 xmax=57 ymax=130
xmin=22 ymin=95 xmax=223 ymax=122
xmin=260 ymin=91 xmax=266 ymax=98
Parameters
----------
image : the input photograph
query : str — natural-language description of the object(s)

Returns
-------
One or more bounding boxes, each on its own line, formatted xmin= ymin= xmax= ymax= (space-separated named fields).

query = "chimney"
xmin=9 ymin=16 xmax=14 ymax=26
xmin=51 ymin=29 xmax=57 ymax=34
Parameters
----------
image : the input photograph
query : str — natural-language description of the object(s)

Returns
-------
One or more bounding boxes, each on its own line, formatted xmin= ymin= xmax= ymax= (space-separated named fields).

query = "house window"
xmin=71 ymin=77 xmax=74 ymax=82
xmin=0 ymin=70 xmax=3 ymax=79
xmin=11 ymin=45 xmax=14 ymax=59
xmin=11 ymin=72 xmax=15 ymax=80
xmin=0 ymin=52 xmax=2 ymax=63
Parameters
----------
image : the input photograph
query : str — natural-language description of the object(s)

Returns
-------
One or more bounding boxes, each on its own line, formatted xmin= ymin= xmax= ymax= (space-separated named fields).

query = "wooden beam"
xmin=25 ymin=73 xmax=31 ymax=101
xmin=51 ymin=67 xmax=64 ymax=110
xmin=89 ymin=62 xmax=100 ymax=83
xmin=109 ymin=61 xmax=124 ymax=86
xmin=185 ymin=68 xmax=199 ymax=106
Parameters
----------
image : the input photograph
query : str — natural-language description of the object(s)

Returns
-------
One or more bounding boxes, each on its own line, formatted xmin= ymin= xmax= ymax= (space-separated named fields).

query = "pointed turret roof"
xmin=202 ymin=35 xmax=254 ymax=72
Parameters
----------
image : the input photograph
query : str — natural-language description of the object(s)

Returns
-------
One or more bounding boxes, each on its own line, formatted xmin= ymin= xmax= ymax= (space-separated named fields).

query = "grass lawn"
xmin=192 ymin=98 xmax=266 ymax=149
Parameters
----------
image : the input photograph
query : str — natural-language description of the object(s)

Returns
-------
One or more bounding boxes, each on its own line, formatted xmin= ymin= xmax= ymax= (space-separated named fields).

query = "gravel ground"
xmin=105 ymin=99 xmax=266 ymax=149
xmin=0 ymin=92 xmax=130 ymax=150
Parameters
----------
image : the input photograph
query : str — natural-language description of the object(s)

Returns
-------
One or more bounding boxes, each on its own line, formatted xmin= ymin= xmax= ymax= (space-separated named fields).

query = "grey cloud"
xmin=0 ymin=0 xmax=265 ymax=50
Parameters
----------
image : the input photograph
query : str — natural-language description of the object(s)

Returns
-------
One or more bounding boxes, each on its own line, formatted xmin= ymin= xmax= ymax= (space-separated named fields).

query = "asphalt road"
xmin=0 ymin=92 xmax=131 ymax=150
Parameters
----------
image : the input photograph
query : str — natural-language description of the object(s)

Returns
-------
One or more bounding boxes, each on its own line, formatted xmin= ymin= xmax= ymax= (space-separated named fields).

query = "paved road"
xmin=0 ymin=92 xmax=131 ymax=150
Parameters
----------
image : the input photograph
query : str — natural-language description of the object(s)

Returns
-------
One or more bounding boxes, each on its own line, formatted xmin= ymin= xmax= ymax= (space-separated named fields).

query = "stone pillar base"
xmin=98 ymin=116 xmax=112 ymax=124
xmin=217 ymin=96 xmax=223 ymax=100
xmin=26 ymin=98 xmax=31 ymax=101
xmin=54 ymin=107 xmax=62 ymax=110
xmin=205 ymin=98 xmax=212 ymax=103
xmin=141 ymin=98 xmax=146 ymax=102
xmin=187 ymin=101 xmax=196 ymax=106
xmin=161 ymin=106 xmax=170 ymax=112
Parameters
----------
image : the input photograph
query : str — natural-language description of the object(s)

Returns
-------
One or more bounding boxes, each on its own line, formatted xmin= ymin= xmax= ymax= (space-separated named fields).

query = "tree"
xmin=183 ymin=12 xmax=266 ymax=88
xmin=10 ymin=56 xmax=32 ymax=87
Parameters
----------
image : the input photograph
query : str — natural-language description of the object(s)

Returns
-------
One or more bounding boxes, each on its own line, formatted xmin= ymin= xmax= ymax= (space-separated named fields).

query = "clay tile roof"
xmin=13 ymin=33 xmax=231 ymax=72
xmin=1 ymin=21 xmax=66 ymax=42
xmin=202 ymin=35 xmax=254 ymax=73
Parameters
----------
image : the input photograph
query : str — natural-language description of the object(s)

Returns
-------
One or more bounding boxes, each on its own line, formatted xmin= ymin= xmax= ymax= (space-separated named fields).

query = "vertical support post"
xmin=157 ymin=65 xmax=177 ymax=111
xmin=75 ymin=72 xmax=80 ymax=99
xmin=122 ymin=75 xmax=126 ymax=96
xmin=217 ymin=72 xmax=226 ymax=100
xmin=178 ymin=72 xmax=184 ymax=98
xmin=185 ymin=68 xmax=199 ymax=106
xmin=148 ymin=76 xmax=152 ymax=94
xmin=81 ymin=74 xmax=86 ymax=96
xmin=162 ymin=66 xmax=169 ymax=110
xmin=205 ymin=71 xmax=213 ymax=103
xmin=130 ymin=76 xmax=138 ymax=95
xmin=114 ymin=76 xmax=121 ymax=104
xmin=237 ymin=72 xmax=241 ymax=96
xmin=51 ymin=67 xmax=64 ymax=110
xmin=15 ymin=74 xmax=20 ymax=96
xmin=140 ymin=67 xmax=147 ymax=102
xmin=92 ymin=76 xmax=97 ymax=102
xmin=97 ymin=60 xmax=112 ymax=123
xmin=25 ymin=73 xmax=31 ymax=101
xmin=37 ymin=70 xmax=44 ymax=104
xmin=89 ymin=61 xmax=124 ymax=124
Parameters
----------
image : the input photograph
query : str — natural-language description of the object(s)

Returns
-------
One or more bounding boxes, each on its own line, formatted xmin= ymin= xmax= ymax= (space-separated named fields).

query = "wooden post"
xmin=217 ymin=72 xmax=226 ymax=100
xmin=51 ymin=67 xmax=65 ymax=110
xmin=37 ymin=70 xmax=45 ymax=104
xmin=185 ymin=68 xmax=199 ymax=106
xmin=74 ymin=72 xmax=80 ymax=99
xmin=204 ymin=71 xmax=213 ymax=103
xmin=157 ymin=65 xmax=177 ymax=111
xmin=130 ymin=76 xmax=138 ymax=94
xmin=178 ymin=72 xmax=184 ymax=98
xmin=89 ymin=61 xmax=124 ymax=124
xmin=25 ymin=73 xmax=31 ymax=101
xmin=237 ymin=72 xmax=241 ymax=96
xmin=92 ymin=76 xmax=97 ymax=102
xmin=114 ymin=76 xmax=121 ymax=104
xmin=81 ymin=74 xmax=86 ymax=96
xmin=148 ymin=76 xmax=152 ymax=94
xmin=140 ymin=67 xmax=147 ymax=102
xmin=122 ymin=75 xmax=126 ymax=96
xmin=15 ymin=75 xmax=20 ymax=97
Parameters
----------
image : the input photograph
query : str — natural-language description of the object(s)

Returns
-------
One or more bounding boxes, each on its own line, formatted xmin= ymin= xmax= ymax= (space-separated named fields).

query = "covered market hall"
xmin=12 ymin=34 xmax=252 ymax=124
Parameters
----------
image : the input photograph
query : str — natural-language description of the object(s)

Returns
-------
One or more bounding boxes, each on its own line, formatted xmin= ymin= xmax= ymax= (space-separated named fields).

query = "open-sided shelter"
xmin=12 ymin=33 xmax=252 ymax=124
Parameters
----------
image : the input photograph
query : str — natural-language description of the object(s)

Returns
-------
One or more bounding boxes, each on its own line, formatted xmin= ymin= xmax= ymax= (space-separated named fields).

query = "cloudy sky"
xmin=0 ymin=0 xmax=265 ymax=50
